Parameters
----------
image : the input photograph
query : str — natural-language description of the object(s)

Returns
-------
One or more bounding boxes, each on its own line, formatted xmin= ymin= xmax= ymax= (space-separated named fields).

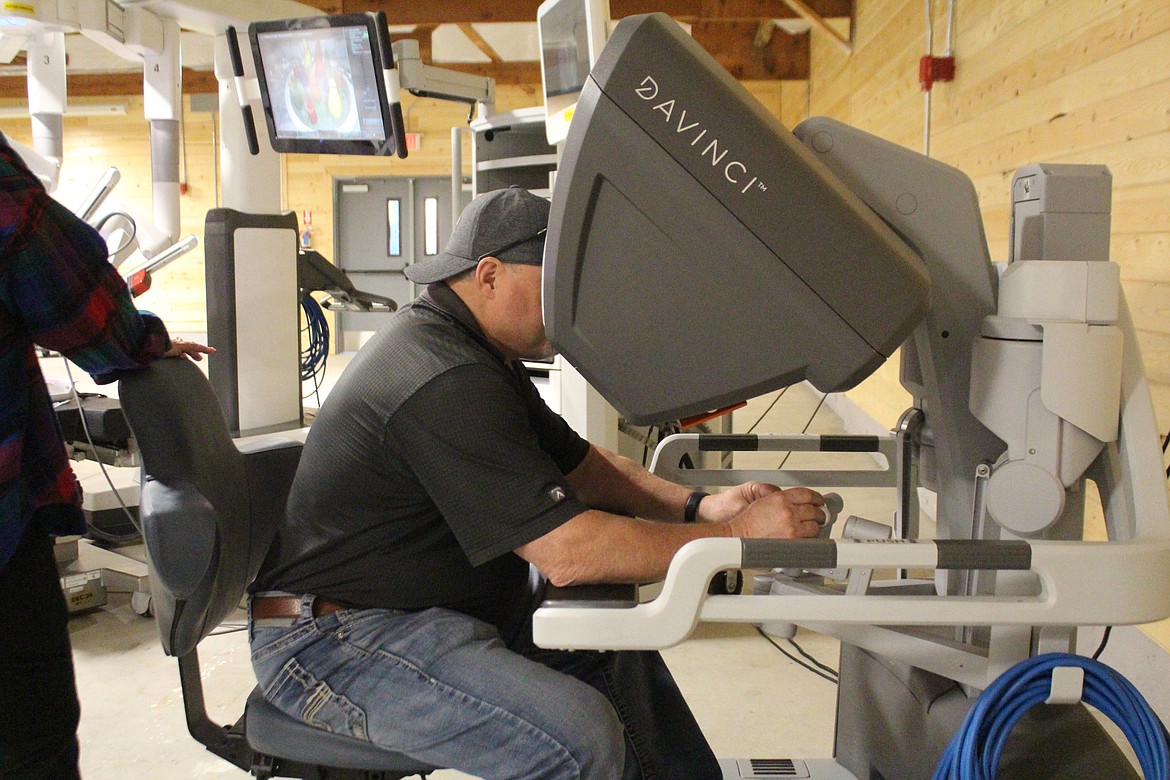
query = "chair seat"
xmin=245 ymin=688 xmax=439 ymax=774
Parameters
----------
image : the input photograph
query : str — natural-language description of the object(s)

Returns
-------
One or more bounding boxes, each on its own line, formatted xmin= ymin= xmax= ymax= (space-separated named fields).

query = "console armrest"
xmin=541 ymin=583 xmax=640 ymax=610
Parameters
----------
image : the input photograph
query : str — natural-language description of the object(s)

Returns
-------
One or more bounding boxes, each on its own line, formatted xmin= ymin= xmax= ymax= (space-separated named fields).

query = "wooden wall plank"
xmin=809 ymin=0 xmax=1170 ymax=456
xmin=814 ymin=90 xmax=853 ymax=121
xmin=931 ymin=0 xmax=1170 ymax=136
xmin=809 ymin=30 xmax=854 ymax=118
xmin=1054 ymin=133 xmax=1170 ymax=187
xmin=944 ymin=80 xmax=1170 ymax=182
xmin=934 ymin=32 xmax=1170 ymax=164
xmin=850 ymin=0 xmax=923 ymax=73
xmin=1112 ymin=182 xmax=1170 ymax=235
xmin=1113 ymin=233 xmax=1170 ymax=281
xmin=939 ymin=0 xmax=1118 ymax=86
xmin=743 ymin=80 xmax=784 ymax=120
xmin=807 ymin=18 xmax=854 ymax=113
xmin=855 ymin=97 xmax=923 ymax=150
xmin=851 ymin=0 xmax=916 ymax=47
xmin=1135 ymin=327 xmax=1170 ymax=383
xmin=1129 ymin=280 xmax=1170 ymax=337
xmin=780 ymin=79 xmax=811 ymax=127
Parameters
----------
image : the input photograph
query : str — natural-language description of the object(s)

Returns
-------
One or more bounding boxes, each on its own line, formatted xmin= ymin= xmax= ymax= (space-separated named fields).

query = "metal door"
xmin=333 ymin=176 xmax=454 ymax=349
xmin=412 ymin=177 xmax=454 ymax=273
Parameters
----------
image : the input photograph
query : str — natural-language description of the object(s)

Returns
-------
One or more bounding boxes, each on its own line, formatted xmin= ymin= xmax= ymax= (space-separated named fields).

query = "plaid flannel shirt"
xmin=0 ymin=133 xmax=170 ymax=569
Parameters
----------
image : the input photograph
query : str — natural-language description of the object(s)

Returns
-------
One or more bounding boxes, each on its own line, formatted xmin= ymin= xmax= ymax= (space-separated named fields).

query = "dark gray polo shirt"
xmin=253 ymin=284 xmax=590 ymax=630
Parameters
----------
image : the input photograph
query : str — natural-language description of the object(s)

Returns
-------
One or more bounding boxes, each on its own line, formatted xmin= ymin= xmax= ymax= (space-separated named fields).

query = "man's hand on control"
xmin=696 ymin=480 xmax=781 ymax=522
xmin=725 ymin=487 xmax=826 ymax=540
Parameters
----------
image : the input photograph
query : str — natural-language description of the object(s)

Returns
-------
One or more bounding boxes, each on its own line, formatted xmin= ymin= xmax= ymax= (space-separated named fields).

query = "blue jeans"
xmin=249 ymin=594 xmax=721 ymax=780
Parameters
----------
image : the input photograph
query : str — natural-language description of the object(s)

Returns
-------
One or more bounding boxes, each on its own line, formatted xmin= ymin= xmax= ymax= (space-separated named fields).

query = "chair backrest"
xmin=119 ymin=359 xmax=302 ymax=656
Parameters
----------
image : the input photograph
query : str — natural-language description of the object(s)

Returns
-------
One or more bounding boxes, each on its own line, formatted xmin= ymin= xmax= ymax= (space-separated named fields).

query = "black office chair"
xmin=119 ymin=358 xmax=438 ymax=779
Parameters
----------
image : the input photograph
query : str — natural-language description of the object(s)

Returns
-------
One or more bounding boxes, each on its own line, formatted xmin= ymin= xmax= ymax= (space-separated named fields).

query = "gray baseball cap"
xmin=404 ymin=186 xmax=550 ymax=284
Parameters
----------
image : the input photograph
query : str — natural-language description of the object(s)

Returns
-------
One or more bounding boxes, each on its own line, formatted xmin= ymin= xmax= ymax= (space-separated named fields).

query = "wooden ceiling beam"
xmin=0 ymin=61 xmax=545 ymax=99
xmin=691 ymin=21 xmax=808 ymax=79
xmin=295 ymin=0 xmax=850 ymax=24
xmin=613 ymin=0 xmax=851 ymax=21
xmin=457 ymin=23 xmax=503 ymax=65
xmin=307 ymin=0 xmax=537 ymax=24
xmin=306 ymin=0 xmax=842 ymax=84
xmin=0 ymin=0 xmax=845 ymax=99
xmin=0 ymin=67 xmax=219 ymax=99
xmin=781 ymin=0 xmax=851 ymax=53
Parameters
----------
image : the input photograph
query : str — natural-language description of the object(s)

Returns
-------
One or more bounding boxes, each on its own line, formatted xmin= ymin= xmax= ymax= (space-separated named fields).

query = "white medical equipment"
xmin=537 ymin=0 xmax=611 ymax=147
xmin=534 ymin=14 xmax=1170 ymax=779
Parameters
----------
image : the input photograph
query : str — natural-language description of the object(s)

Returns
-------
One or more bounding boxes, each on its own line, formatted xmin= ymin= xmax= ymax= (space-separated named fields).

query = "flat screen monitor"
xmin=538 ymin=0 xmax=610 ymax=147
xmin=249 ymin=14 xmax=398 ymax=156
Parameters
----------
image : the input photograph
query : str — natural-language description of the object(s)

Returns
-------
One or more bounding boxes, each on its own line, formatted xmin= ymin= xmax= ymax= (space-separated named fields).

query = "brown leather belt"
xmin=251 ymin=594 xmax=349 ymax=621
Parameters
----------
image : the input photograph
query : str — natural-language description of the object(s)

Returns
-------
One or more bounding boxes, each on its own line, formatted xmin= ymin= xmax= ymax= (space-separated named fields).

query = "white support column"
xmin=26 ymin=32 xmax=66 ymax=170
xmin=145 ymin=19 xmax=182 ymax=244
xmin=213 ymin=29 xmax=280 ymax=214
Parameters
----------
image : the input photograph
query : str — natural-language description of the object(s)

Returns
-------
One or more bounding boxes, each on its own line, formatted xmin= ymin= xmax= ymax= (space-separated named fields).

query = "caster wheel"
xmin=132 ymin=592 xmax=153 ymax=617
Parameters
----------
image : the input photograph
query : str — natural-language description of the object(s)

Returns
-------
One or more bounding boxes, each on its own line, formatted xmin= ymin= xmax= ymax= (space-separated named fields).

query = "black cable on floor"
xmin=756 ymin=627 xmax=838 ymax=685
xmin=788 ymin=636 xmax=838 ymax=679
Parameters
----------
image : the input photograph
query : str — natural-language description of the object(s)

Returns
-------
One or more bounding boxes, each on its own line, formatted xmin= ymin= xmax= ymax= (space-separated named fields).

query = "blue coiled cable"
xmin=299 ymin=292 xmax=329 ymax=390
xmin=933 ymin=652 xmax=1169 ymax=780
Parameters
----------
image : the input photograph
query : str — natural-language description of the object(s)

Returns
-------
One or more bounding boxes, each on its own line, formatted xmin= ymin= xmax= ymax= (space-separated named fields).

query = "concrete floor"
xmin=57 ymin=355 xmax=896 ymax=779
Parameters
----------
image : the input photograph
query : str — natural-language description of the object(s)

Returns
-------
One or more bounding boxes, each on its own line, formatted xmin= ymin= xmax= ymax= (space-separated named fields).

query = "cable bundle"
xmin=300 ymin=293 xmax=330 ymax=399
xmin=933 ymin=652 xmax=1169 ymax=779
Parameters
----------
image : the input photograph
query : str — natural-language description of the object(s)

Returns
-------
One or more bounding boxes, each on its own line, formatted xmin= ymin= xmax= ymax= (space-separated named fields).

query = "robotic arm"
xmin=1 ymin=0 xmax=182 ymax=241
xmin=5 ymin=134 xmax=61 ymax=193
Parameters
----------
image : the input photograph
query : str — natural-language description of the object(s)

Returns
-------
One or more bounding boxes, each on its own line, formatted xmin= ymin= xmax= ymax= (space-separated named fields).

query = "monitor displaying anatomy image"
xmin=250 ymin=14 xmax=397 ymax=156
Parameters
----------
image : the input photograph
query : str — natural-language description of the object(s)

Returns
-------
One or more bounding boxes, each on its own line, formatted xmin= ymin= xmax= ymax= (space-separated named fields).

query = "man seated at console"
xmin=248 ymin=186 xmax=827 ymax=780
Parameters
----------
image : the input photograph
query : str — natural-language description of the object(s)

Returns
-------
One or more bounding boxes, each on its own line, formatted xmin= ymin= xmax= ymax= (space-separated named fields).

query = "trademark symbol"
xmin=758 ymin=182 xmax=768 ymax=192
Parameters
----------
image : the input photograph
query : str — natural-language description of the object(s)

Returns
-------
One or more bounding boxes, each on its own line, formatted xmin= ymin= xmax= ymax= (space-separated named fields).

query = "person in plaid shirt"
xmin=0 ymin=131 xmax=212 ymax=779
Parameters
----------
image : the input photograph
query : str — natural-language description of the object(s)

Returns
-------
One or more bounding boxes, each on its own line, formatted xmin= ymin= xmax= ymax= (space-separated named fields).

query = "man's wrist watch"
xmin=684 ymin=491 xmax=709 ymax=523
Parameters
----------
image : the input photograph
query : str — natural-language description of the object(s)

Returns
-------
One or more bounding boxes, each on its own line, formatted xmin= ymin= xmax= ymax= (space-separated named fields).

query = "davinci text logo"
xmin=634 ymin=75 xmax=768 ymax=196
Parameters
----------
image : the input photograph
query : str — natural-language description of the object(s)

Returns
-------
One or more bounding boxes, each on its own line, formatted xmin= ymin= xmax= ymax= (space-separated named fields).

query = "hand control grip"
xmin=820 ymin=492 xmax=844 ymax=539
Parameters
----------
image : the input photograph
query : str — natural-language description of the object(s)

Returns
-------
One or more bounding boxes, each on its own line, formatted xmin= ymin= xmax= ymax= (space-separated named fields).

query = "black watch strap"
xmin=684 ymin=491 xmax=709 ymax=524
